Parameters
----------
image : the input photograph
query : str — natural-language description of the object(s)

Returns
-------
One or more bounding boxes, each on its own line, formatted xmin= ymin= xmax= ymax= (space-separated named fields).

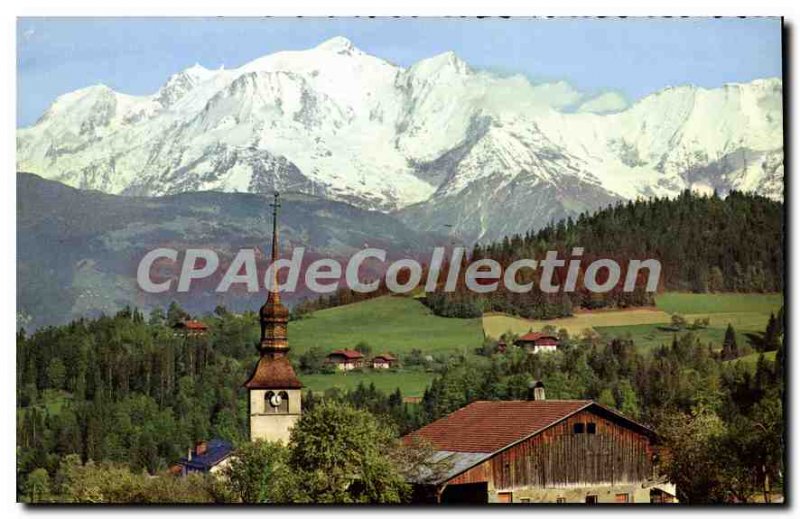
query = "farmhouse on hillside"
xmin=372 ymin=353 xmax=397 ymax=369
xmin=326 ymin=349 xmax=366 ymax=370
xmin=403 ymin=383 xmax=675 ymax=504
xmin=172 ymin=319 xmax=209 ymax=337
xmin=514 ymin=332 xmax=559 ymax=354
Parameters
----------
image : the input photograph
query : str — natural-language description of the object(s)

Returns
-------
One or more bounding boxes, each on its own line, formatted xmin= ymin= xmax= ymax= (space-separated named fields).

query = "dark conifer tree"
xmin=723 ymin=324 xmax=738 ymax=361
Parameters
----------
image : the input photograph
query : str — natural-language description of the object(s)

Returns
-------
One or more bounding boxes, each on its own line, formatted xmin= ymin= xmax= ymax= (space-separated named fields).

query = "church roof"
xmin=260 ymin=294 xmax=289 ymax=318
xmin=244 ymin=355 xmax=303 ymax=389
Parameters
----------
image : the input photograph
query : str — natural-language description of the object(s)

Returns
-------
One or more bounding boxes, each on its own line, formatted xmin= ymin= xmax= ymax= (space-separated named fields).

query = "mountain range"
xmin=17 ymin=173 xmax=436 ymax=329
xmin=17 ymin=36 xmax=784 ymax=242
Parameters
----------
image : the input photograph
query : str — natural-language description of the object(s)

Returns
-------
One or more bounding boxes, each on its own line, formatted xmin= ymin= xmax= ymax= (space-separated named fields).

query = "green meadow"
xmin=482 ymin=292 xmax=782 ymax=353
xmin=596 ymin=293 xmax=783 ymax=352
xmin=290 ymin=295 xmax=485 ymax=356
xmin=289 ymin=292 xmax=782 ymax=364
xmin=594 ymin=323 xmax=733 ymax=353
xmin=653 ymin=293 xmax=783 ymax=315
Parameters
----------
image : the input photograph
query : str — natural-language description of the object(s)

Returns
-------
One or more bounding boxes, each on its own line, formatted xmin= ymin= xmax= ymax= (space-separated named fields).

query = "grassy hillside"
xmin=594 ymin=324 xmax=732 ymax=353
xmin=483 ymin=292 xmax=782 ymax=353
xmin=17 ymin=172 xmax=438 ymax=329
xmin=291 ymin=295 xmax=484 ymax=356
xmin=654 ymin=293 xmax=783 ymax=314
xmin=483 ymin=308 xmax=671 ymax=338
xmin=725 ymin=350 xmax=778 ymax=369
xmin=288 ymin=296 xmax=482 ymax=398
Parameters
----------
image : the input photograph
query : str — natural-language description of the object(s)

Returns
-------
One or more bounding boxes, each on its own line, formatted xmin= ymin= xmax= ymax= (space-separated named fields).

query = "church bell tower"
xmin=244 ymin=192 xmax=302 ymax=443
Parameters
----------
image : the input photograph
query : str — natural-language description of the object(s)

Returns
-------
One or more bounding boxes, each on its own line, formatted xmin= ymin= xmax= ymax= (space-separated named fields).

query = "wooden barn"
xmin=514 ymin=332 xmax=559 ymax=354
xmin=325 ymin=349 xmax=365 ymax=371
xmin=403 ymin=385 xmax=675 ymax=504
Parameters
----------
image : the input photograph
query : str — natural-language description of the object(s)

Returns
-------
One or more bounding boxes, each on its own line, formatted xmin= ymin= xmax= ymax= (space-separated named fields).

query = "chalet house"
xmin=173 ymin=319 xmax=209 ymax=337
xmin=403 ymin=384 xmax=675 ymax=504
xmin=372 ymin=353 xmax=397 ymax=369
xmin=173 ymin=439 xmax=234 ymax=476
xmin=514 ymin=332 xmax=559 ymax=354
xmin=326 ymin=349 xmax=365 ymax=371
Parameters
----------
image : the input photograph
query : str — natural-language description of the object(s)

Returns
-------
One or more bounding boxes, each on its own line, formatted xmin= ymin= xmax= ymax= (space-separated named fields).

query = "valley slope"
xmin=17 ymin=172 xmax=437 ymax=329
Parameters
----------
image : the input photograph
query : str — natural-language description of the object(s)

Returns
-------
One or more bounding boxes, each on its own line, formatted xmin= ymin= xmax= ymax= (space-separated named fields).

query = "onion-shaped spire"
xmin=259 ymin=192 xmax=289 ymax=355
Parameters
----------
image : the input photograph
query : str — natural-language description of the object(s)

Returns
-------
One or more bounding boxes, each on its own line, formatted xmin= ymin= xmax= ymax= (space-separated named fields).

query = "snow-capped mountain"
xmin=17 ymin=36 xmax=783 ymax=241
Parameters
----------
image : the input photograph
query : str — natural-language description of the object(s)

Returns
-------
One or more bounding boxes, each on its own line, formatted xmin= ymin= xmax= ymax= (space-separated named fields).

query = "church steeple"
xmin=244 ymin=192 xmax=302 ymax=444
xmin=258 ymin=192 xmax=289 ymax=355
xmin=268 ymin=191 xmax=281 ymax=301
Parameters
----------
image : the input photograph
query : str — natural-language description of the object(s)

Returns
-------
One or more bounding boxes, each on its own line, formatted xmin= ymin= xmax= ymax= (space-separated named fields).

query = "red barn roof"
xmin=405 ymin=400 xmax=656 ymax=455
xmin=373 ymin=353 xmax=396 ymax=361
xmin=516 ymin=331 xmax=557 ymax=342
xmin=402 ymin=400 xmax=658 ymax=486
xmin=175 ymin=319 xmax=208 ymax=331
xmin=328 ymin=349 xmax=364 ymax=360
xmin=406 ymin=400 xmax=591 ymax=453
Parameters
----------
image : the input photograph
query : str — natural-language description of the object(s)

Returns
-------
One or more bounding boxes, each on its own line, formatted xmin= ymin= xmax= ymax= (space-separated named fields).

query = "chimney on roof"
xmin=527 ymin=380 xmax=546 ymax=401
xmin=187 ymin=448 xmax=192 ymax=461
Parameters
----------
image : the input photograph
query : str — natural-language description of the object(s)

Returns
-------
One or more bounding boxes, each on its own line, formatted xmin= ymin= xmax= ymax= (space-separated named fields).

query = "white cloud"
xmin=576 ymin=91 xmax=628 ymax=114
xmin=528 ymin=80 xmax=584 ymax=109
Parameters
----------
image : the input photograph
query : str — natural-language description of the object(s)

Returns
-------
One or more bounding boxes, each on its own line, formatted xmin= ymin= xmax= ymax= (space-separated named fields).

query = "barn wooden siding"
xmin=448 ymin=409 xmax=653 ymax=490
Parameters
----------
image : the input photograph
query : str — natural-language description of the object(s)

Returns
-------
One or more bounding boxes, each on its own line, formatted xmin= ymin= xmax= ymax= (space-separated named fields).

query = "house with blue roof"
xmin=173 ymin=439 xmax=234 ymax=476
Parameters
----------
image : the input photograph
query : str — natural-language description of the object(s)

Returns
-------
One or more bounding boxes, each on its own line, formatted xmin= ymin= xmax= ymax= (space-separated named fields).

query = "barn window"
xmin=615 ymin=493 xmax=630 ymax=503
xmin=556 ymin=497 xmax=566 ymax=504
xmin=585 ymin=495 xmax=598 ymax=504
xmin=573 ymin=423 xmax=585 ymax=434
xmin=587 ymin=422 xmax=597 ymax=434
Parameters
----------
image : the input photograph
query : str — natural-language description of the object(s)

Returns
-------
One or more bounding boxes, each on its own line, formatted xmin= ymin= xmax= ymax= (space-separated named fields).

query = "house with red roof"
xmin=514 ymin=331 xmax=559 ymax=354
xmin=371 ymin=353 xmax=397 ymax=369
xmin=325 ymin=349 xmax=365 ymax=371
xmin=403 ymin=382 xmax=675 ymax=504
xmin=172 ymin=319 xmax=209 ymax=337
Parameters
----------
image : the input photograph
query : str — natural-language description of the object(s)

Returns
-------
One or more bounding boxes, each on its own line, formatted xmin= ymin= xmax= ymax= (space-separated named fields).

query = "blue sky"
xmin=17 ymin=17 xmax=782 ymax=127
